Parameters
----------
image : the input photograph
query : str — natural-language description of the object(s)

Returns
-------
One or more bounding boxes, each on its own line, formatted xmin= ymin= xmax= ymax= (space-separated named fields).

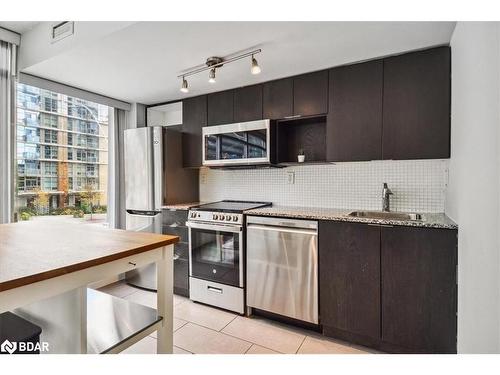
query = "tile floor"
xmin=98 ymin=281 xmax=377 ymax=355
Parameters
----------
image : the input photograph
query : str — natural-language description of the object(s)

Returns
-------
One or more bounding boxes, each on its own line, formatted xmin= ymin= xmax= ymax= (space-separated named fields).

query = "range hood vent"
xmin=51 ymin=21 xmax=74 ymax=43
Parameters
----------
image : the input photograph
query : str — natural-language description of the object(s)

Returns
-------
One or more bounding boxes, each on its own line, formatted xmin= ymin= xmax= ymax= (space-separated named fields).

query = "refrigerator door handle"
xmin=153 ymin=126 xmax=163 ymax=210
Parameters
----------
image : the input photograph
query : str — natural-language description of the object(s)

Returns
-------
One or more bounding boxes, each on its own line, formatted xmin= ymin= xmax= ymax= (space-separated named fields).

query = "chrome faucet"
xmin=382 ymin=183 xmax=393 ymax=212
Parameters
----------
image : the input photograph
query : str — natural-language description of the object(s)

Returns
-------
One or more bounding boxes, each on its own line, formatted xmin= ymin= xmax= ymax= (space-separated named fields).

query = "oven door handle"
xmin=186 ymin=221 xmax=242 ymax=233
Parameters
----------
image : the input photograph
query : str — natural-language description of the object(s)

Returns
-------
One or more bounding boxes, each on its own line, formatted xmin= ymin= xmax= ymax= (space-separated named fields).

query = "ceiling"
xmin=0 ymin=21 xmax=39 ymax=34
xmin=18 ymin=22 xmax=456 ymax=105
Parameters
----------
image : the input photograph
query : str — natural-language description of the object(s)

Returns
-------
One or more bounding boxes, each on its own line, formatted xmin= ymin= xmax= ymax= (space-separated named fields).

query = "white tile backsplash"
xmin=199 ymin=160 xmax=449 ymax=213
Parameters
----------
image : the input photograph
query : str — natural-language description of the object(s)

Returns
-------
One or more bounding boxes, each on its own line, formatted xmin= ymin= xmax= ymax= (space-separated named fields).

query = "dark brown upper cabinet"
xmin=293 ymin=70 xmax=328 ymax=117
xmin=233 ymin=84 xmax=263 ymax=122
xmin=327 ymin=60 xmax=383 ymax=162
xmin=207 ymin=90 xmax=234 ymax=125
xmin=182 ymin=95 xmax=207 ymax=168
xmin=382 ymin=46 xmax=451 ymax=160
xmin=381 ymin=226 xmax=457 ymax=353
xmin=319 ymin=221 xmax=381 ymax=345
xmin=263 ymin=78 xmax=293 ymax=119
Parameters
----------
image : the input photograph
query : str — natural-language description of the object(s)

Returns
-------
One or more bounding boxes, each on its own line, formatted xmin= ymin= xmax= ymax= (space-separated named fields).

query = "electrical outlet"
xmin=287 ymin=171 xmax=295 ymax=185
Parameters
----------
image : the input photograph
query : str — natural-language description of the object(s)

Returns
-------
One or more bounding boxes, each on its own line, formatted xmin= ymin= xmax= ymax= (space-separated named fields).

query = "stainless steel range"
xmin=186 ymin=200 xmax=271 ymax=314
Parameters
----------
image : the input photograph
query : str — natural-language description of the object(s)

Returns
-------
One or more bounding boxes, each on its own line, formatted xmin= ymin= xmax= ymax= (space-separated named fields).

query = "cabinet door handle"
xmin=128 ymin=262 xmax=137 ymax=267
xmin=367 ymin=223 xmax=394 ymax=228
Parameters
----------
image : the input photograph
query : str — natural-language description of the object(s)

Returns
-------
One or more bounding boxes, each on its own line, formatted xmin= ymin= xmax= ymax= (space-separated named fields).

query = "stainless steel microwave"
xmin=202 ymin=119 xmax=276 ymax=167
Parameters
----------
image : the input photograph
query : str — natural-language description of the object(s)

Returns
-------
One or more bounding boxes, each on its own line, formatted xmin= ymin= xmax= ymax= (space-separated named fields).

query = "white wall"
xmin=19 ymin=22 xmax=134 ymax=70
xmin=201 ymin=160 xmax=448 ymax=213
xmin=446 ymin=22 xmax=500 ymax=353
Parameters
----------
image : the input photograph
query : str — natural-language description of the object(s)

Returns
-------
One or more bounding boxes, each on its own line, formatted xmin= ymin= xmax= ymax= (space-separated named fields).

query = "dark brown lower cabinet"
xmin=163 ymin=209 xmax=190 ymax=297
xmin=381 ymin=226 xmax=457 ymax=353
xmin=319 ymin=221 xmax=381 ymax=346
xmin=319 ymin=220 xmax=457 ymax=353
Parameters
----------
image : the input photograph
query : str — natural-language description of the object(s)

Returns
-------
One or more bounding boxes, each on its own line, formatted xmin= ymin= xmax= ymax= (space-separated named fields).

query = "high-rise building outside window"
xmin=15 ymin=83 xmax=110 ymax=222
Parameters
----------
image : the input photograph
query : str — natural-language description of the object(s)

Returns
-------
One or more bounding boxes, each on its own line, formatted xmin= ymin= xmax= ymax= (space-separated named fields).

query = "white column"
xmin=156 ymin=244 xmax=174 ymax=354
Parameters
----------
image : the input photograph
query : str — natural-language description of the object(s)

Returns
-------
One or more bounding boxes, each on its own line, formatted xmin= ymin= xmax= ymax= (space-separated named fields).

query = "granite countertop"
xmin=244 ymin=206 xmax=458 ymax=230
xmin=161 ymin=202 xmax=201 ymax=210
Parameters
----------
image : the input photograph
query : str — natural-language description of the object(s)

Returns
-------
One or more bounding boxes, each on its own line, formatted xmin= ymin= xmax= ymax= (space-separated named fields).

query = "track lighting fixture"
xmin=180 ymin=76 xmax=189 ymax=93
xmin=251 ymin=55 xmax=261 ymax=75
xmin=178 ymin=49 xmax=262 ymax=92
xmin=208 ymin=68 xmax=216 ymax=83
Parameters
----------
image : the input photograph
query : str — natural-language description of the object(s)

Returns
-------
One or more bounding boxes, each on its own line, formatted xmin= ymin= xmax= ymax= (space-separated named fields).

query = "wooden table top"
xmin=0 ymin=219 xmax=178 ymax=292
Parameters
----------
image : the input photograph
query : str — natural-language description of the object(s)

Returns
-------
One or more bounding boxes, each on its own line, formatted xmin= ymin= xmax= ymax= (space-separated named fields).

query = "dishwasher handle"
xmin=247 ymin=215 xmax=317 ymax=230
xmin=247 ymin=223 xmax=317 ymax=236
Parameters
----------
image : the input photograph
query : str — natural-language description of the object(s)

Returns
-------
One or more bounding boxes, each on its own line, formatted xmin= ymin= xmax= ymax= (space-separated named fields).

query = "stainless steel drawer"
xmin=189 ymin=277 xmax=244 ymax=314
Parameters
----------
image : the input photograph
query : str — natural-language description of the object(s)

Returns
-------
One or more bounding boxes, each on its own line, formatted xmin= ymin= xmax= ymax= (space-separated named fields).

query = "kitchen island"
xmin=0 ymin=219 xmax=178 ymax=354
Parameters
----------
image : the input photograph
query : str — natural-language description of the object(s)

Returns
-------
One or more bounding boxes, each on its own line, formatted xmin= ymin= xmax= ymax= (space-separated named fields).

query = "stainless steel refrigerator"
xmin=124 ymin=126 xmax=198 ymax=290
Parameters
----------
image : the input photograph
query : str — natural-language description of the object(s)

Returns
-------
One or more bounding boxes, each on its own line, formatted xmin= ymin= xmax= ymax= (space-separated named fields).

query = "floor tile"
xmin=174 ymin=294 xmax=189 ymax=306
xmin=121 ymin=336 xmax=157 ymax=354
xmin=121 ymin=337 xmax=193 ymax=354
xmin=174 ymin=301 xmax=237 ymax=331
xmin=149 ymin=318 xmax=188 ymax=338
xmin=173 ymin=346 xmax=193 ymax=354
xmin=98 ymin=281 xmax=137 ymax=299
xmin=297 ymin=336 xmax=369 ymax=354
xmin=222 ymin=316 xmax=306 ymax=354
xmin=245 ymin=344 xmax=280 ymax=354
xmin=174 ymin=323 xmax=251 ymax=354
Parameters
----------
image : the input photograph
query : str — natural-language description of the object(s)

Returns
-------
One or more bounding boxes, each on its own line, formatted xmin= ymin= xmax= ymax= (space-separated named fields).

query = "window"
xmin=42 ymin=177 xmax=58 ymax=191
xmin=17 ymin=143 xmax=40 ymax=159
xmin=43 ymin=91 xmax=58 ymax=112
xmin=86 ymin=164 xmax=97 ymax=177
xmin=42 ymin=114 xmax=58 ymax=128
xmin=44 ymin=129 xmax=58 ymax=144
xmin=87 ymin=136 xmax=98 ymax=149
xmin=43 ymin=162 xmax=57 ymax=176
xmin=43 ymin=146 xmax=58 ymax=160
xmin=17 ymin=177 xmax=41 ymax=192
xmin=17 ymin=109 xmax=40 ymax=127
xmin=22 ymin=160 xmax=40 ymax=176
xmin=15 ymin=83 xmax=110 ymax=223
xmin=17 ymin=127 xmax=40 ymax=143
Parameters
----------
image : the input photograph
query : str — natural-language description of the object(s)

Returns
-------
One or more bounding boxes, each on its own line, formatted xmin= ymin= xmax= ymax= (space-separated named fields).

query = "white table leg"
xmin=157 ymin=244 xmax=174 ymax=354
xmin=78 ymin=286 xmax=88 ymax=354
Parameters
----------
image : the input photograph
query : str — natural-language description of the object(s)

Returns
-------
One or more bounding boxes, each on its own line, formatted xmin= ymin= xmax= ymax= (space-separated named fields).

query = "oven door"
xmin=202 ymin=119 xmax=271 ymax=166
xmin=187 ymin=221 xmax=243 ymax=288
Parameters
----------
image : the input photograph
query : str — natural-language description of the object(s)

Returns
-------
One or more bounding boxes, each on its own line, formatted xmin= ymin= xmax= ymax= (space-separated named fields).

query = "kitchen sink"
xmin=348 ymin=211 xmax=423 ymax=221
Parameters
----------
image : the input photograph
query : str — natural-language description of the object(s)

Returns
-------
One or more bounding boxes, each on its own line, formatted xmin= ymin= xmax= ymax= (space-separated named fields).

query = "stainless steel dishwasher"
xmin=246 ymin=216 xmax=318 ymax=324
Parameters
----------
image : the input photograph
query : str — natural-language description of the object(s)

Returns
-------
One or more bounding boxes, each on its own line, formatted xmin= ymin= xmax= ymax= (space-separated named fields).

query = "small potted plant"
xmin=297 ymin=148 xmax=305 ymax=163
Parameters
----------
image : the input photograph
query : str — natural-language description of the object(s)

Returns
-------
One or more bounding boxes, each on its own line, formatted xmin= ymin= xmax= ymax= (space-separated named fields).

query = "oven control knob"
xmin=219 ymin=214 xmax=225 ymax=220
xmin=233 ymin=215 xmax=238 ymax=222
xmin=213 ymin=214 xmax=218 ymax=220
xmin=226 ymin=216 xmax=231 ymax=221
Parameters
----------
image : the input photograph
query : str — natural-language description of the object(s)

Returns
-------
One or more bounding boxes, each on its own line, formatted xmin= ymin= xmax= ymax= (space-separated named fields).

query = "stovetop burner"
xmin=191 ymin=200 xmax=272 ymax=213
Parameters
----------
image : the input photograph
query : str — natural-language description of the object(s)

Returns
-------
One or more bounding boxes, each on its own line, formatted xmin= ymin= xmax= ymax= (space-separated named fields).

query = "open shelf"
xmin=276 ymin=115 xmax=327 ymax=164
xmin=87 ymin=288 xmax=162 ymax=354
